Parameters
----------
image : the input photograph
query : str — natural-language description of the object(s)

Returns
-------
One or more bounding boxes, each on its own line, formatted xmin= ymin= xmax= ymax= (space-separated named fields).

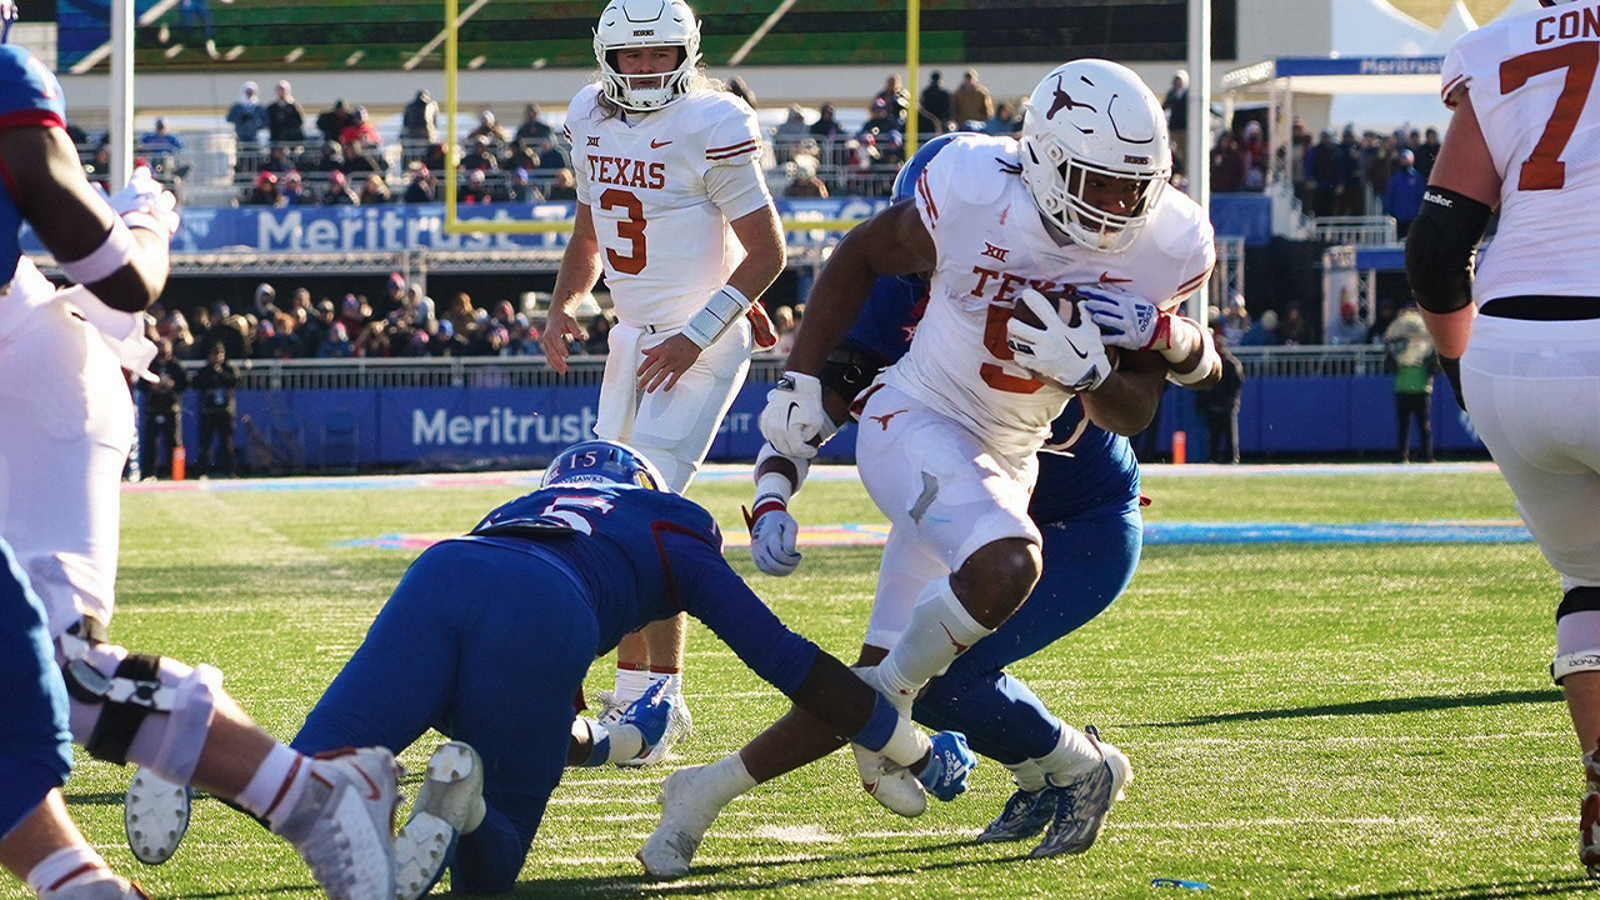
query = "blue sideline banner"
xmin=161 ymin=375 xmax=1481 ymax=473
xmin=171 ymin=381 xmax=857 ymax=471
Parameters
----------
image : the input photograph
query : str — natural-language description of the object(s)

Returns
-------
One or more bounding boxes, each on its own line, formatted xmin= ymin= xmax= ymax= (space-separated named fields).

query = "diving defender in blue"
xmin=291 ymin=440 xmax=974 ymax=897
xmin=656 ymin=133 xmax=1161 ymax=873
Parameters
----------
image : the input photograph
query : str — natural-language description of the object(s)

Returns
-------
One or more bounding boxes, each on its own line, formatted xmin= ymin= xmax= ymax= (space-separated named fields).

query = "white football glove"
xmin=1079 ymin=284 xmax=1172 ymax=352
xmin=746 ymin=500 xmax=802 ymax=576
xmin=105 ymin=166 xmax=180 ymax=238
xmin=1005 ymin=288 xmax=1110 ymax=393
xmin=759 ymin=371 xmax=825 ymax=459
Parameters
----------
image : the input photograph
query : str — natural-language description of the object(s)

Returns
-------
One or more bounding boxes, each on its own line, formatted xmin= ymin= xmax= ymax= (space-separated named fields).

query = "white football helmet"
xmin=1019 ymin=59 xmax=1171 ymax=253
xmin=594 ymin=0 xmax=702 ymax=112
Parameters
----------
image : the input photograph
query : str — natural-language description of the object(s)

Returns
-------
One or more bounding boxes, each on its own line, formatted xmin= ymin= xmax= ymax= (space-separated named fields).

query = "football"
xmin=1011 ymin=285 xmax=1084 ymax=330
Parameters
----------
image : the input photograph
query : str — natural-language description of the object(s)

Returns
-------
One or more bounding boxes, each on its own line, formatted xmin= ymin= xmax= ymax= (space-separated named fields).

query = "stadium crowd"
xmin=142 ymin=276 xmax=801 ymax=362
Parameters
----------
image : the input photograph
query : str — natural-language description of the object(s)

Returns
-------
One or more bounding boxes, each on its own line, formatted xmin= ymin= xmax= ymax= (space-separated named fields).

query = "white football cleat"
xmin=849 ymin=743 xmax=928 ymax=818
xmin=845 ymin=665 xmax=926 ymax=816
xmin=620 ymin=689 xmax=693 ymax=768
xmin=124 ymin=767 xmax=191 ymax=865
xmin=394 ymin=741 xmax=486 ymax=900
xmin=275 ymin=746 xmax=400 ymax=900
xmin=637 ymin=765 xmax=718 ymax=879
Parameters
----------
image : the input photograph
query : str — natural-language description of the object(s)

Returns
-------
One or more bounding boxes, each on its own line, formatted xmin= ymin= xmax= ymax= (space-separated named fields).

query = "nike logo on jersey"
xmin=650 ymin=138 xmax=673 ymax=149
xmin=1098 ymin=271 xmax=1133 ymax=284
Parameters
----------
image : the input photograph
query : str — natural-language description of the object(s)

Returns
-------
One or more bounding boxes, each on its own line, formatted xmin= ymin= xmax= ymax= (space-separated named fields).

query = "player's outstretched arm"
xmin=0 ymin=126 xmax=171 ymax=312
xmin=761 ymin=203 xmax=933 ymax=456
xmin=543 ymin=204 xmax=602 ymax=374
xmin=785 ymin=202 xmax=934 ymax=375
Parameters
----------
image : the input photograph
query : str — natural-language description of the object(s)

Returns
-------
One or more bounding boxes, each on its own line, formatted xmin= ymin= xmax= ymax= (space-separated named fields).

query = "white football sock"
xmin=647 ymin=670 xmax=682 ymax=698
xmin=28 ymin=846 xmax=113 ymax=896
xmin=701 ymin=752 xmax=758 ymax=802
xmin=614 ymin=667 xmax=652 ymax=704
xmin=235 ymin=743 xmax=310 ymax=830
xmin=1037 ymin=724 xmax=1102 ymax=786
xmin=1008 ymin=758 xmax=1048 ymax=793
xmin=877 ymin=576 xmax=994 ymax=699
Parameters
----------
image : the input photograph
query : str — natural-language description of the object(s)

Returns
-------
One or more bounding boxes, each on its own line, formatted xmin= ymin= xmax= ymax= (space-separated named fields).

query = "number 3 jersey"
xmin=564 ymin=84 xmax=772 ymax=328
xmin=888 ymin=134 xmax=1214 ymax=466
xmin=1441 ymin=2 xmax=1600 ymax=303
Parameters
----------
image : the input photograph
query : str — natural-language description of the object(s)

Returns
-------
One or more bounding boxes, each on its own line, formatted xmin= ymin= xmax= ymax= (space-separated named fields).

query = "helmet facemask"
xmin=594 ymin=0 xmax=702 ymax=112
xmin=1019 ymin=60 xmax=1172 ymax=253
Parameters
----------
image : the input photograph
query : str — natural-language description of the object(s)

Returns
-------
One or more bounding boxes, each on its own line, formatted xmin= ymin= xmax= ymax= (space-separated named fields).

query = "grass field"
xmin=22 ymin=464 xmax=1591 ymax=900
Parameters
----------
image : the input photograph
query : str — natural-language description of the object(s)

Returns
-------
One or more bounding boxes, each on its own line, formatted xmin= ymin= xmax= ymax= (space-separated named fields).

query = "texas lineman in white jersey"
xmin=1408 ymin=0 xmax=1600 ymax=874
xmin=633 ymin=60 xmax=1217 ymax=879
xmin=541 ymin=0 xmax=786 ymax=764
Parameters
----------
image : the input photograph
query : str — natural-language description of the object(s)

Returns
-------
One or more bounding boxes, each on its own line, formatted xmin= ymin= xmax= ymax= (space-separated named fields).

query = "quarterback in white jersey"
xmin=541 ymin=0 xmax=785 ymax=765
xmin=635 ymin=59 xmax=1217 ymax=880
xmin=1410 ymin=0 xmax=1600 ymax=875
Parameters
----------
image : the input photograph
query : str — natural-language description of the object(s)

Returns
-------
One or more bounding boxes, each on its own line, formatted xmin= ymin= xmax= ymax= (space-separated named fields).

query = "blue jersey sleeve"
xmin=0 ymin=47 xmax=64 ymax=132
xmin=841 ymin=275 xmax=929 ymax=365
xmin=658 ymin=527 xmax=821 ymax=696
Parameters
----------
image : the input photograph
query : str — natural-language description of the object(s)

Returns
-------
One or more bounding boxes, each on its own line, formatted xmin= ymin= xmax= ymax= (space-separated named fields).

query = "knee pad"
xmin=1552 ymin=587 xmax=1600 ymax=684
xmin=58 ymin=626 xmax=220 ymax=782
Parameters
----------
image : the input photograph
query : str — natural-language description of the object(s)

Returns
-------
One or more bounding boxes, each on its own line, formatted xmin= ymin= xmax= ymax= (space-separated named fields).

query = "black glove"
xmin=1439 ymin=356 xmax=1466 ymax=412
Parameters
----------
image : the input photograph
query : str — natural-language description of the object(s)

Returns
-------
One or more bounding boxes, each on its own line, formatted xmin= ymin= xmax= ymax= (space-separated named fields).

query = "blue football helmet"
xmin=891 ymin=132 xmax=962 ymax=204
xmin=541 ymin=440 xmax=667 ymax=491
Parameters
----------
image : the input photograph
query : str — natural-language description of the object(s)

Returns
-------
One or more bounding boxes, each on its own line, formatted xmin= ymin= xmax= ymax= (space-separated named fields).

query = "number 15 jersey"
xmin=564 ymin=84 xmax=772 ymax=328
xmin=1442 ymin=2 xmax=1600 ymax=302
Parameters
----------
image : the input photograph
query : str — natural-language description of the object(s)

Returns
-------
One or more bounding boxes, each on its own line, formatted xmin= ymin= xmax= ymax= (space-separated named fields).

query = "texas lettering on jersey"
xmin=586 ymin=155 xmax=667 ymax=190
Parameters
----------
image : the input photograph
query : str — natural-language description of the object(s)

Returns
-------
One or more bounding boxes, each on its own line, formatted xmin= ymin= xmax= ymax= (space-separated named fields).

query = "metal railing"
xmin=177 ymin=344 xmax=1392 ymax=389
xmin=1312 ymin=215 xmax=1398 ymax=247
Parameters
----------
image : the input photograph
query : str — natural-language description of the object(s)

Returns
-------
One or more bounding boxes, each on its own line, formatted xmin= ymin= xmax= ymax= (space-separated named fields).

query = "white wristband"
xmin=58 ymin=218 xmax=137 ymax=286
xmin=1159 ymin=314 xmax=1203 ymax=363
xmin=1169 ymin=322 xmax=1219 ymax=385
xmin=682 ymin=284 xmax=752 ymax=349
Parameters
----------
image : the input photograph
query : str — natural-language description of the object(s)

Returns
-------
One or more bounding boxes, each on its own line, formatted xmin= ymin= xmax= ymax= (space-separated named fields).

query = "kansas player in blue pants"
xmin=275 ymin=441 xmax=973 ymax=898
xmin=640 ymin=134 xmax=1184 ymax=876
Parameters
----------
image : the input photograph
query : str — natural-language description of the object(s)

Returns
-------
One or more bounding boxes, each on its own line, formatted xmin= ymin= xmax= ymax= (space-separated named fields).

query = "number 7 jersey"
xmin=564 ymin=83 xmax=770 ymax=327
xmin=1441 ymin=2 xmax=1600 ymax=302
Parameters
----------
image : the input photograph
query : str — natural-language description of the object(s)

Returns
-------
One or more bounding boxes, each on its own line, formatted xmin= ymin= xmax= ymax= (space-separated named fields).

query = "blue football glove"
xmin=915 ymin=731 xmax=975 ymax=801
xmin=620 ymin=679 xmax=673 ymax=750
